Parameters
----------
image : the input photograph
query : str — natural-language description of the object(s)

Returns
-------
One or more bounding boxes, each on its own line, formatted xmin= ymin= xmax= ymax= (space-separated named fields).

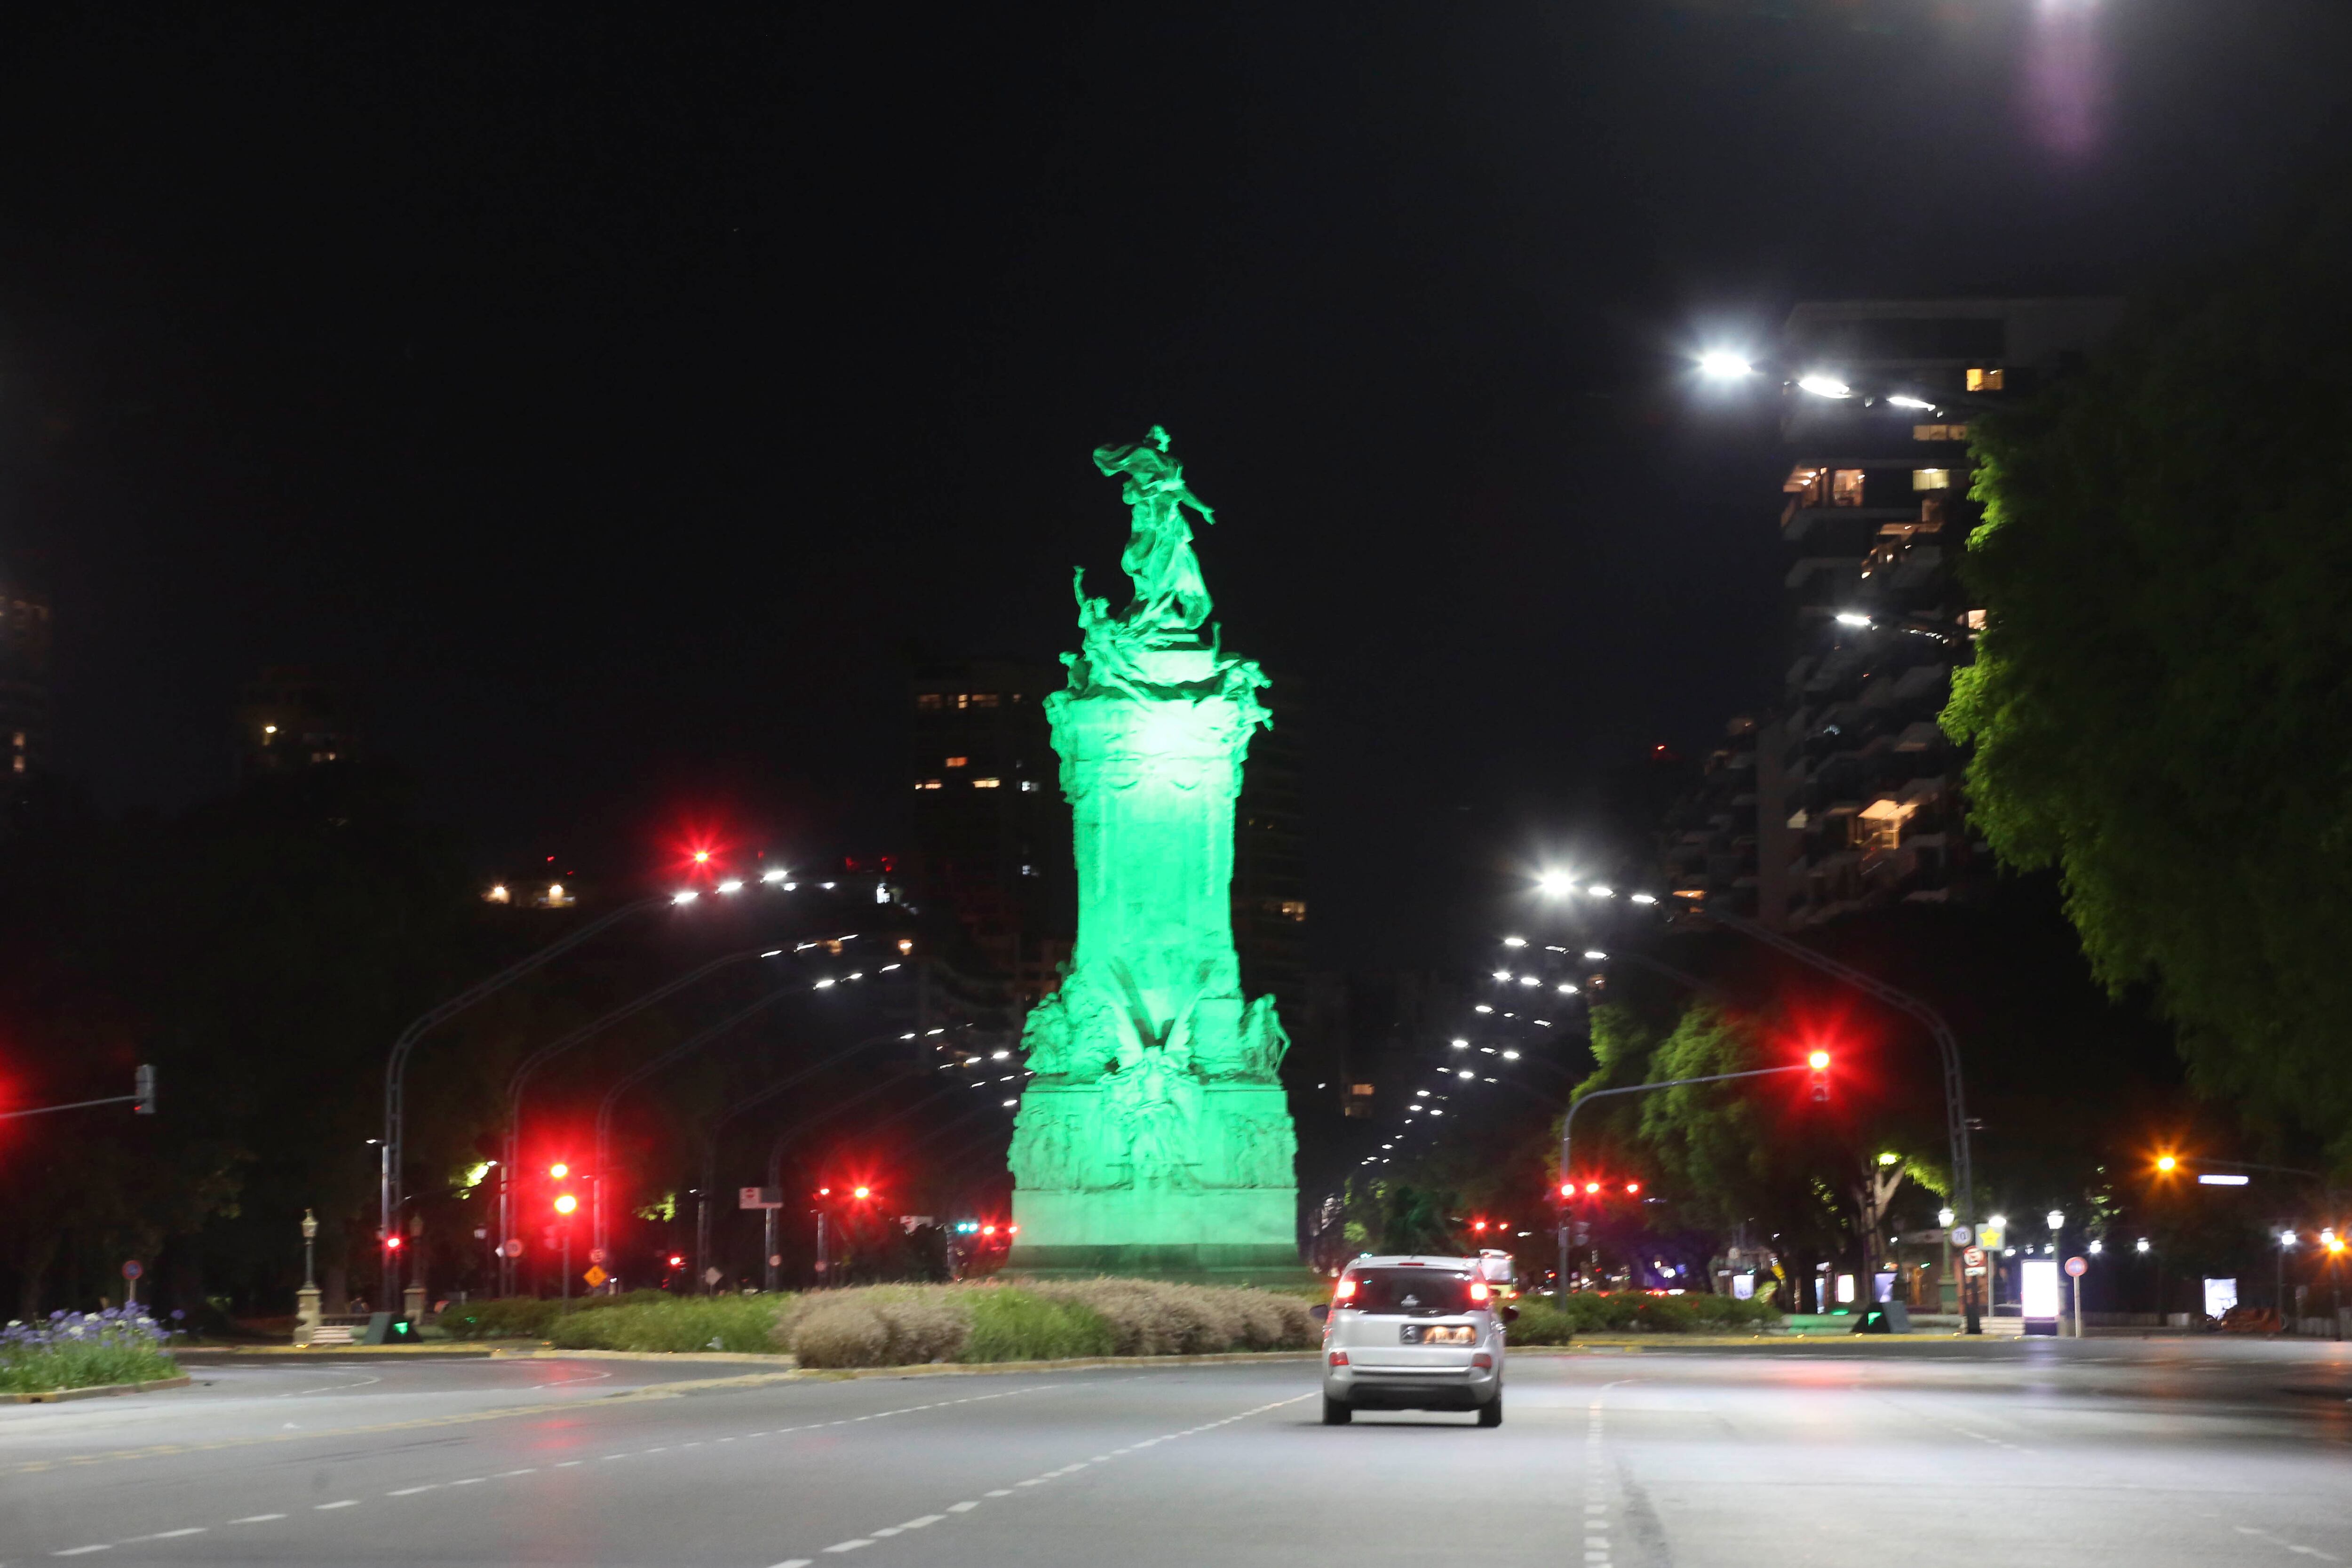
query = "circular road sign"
xmin=1948 ymin=1225 xmax=1973 ymax=1247
xmin=769 ymin=1254 xmax=784 ymax=1268
xmin=2065 ymin=1255 xmax=2089 ymax=1278
xmin=588 ymin=1247 xmax=608 ymax=1265
xmin=1962 ymin=1246 xmax=1986 ymax=1271
xmin=121 ymin=1259 xmax=143 ymax=1281
xmin=501 ymin=1238 xmax=524 ymax=1258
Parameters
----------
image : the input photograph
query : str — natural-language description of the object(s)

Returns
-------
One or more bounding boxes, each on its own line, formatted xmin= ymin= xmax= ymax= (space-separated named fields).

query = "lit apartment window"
xmin=8 ymin=731 xmax=22 ymax=750
xmin=1854 ymin=797 xmax=1915 ymax=852
xmin=9 ymin=756 xmax=20 ymax=775
xmin=945 ymin=756 xmax=968 ymax=768
xmin=1350 ymin=1082 xmax=1375 ymax=1097
xmin=915 ymin=693 xmax=943 ymax=711
xmin=1966 ymin=367 xmax=2005 ymax=392
xmin=1831 ymin=470 xmax=1866 ymax=507
xmin=1274 ymin=899 xmax=1307 ymax=921
xmin=914 ymin=779 xmax=943 ymax=791
xmin=1964 ymin=609 xmax=1988 ymax=632
xmin=1912 ymin=468 xmax=1951 ymax=491
xmin=969 ymin=692 xmax=1000 ymax=709
xmin=1912 ymin=423 xmax=1970 ymax=442
xmin=485 ymin=884 xmax=511 ymax=904
xmin=1019 ymin=780 xmax=1039 ymax=792
xmin=972 ymin=777 xmax=1002 ymax=788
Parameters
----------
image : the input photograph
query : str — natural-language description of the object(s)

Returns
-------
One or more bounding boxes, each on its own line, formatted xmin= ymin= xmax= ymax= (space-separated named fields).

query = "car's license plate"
xmin=1402 ymin=1324 xmax=1474 ymax=1345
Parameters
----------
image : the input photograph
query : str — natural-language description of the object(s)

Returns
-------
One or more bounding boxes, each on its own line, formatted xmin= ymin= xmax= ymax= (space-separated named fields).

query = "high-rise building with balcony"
xmin=1675 ymin=298 xmax=2122 ymax=928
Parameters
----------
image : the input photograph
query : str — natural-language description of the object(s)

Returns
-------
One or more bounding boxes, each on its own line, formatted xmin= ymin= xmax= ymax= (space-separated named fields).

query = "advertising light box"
xmin=2020 ymin=1258 xmax=2061 ymax=1320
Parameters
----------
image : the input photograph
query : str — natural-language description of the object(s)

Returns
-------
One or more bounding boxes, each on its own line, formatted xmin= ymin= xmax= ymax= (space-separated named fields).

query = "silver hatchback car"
xmin=1311 ymin=1255 xmax=1515 ymax=1426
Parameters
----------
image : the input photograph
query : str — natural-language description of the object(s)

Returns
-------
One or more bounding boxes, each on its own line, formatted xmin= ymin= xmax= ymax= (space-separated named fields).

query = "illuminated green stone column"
xmin=1006 ymin=429 xmax=1303 ymax=1281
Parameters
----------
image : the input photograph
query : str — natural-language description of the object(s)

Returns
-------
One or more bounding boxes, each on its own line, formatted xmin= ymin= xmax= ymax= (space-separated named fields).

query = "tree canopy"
xmin=1944 ymin=185 xmax=2352 ymax=1164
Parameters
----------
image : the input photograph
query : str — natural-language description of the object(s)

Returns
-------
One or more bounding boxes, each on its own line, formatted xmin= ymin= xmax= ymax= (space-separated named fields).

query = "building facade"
xmin=0 ymin=572 xmax=52 ymax=785
xmin=1673 ymin=298 xmax=2122 ymax=927
xmin=237 ymin=668 xmax=364 ymax=779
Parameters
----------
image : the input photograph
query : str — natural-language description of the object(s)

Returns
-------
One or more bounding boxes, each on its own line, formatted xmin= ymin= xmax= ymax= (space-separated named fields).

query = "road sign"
xmin=1962 ymin=1246 xmax=1986 ymax=1271
xmin=582 ymin=1265 xmax=608 ymax=1289
xmin=121 ymin=1259 xmax=143 ymax=1281
xmin=769 ymin=1254 xmax=784 ymax=1269
xmin=739 ymin=1186 xmax=782 ymax=1210
xmin=1978 ymin=1224 xmax=2006 ymax=1250
xmin=2065 ymin=1255 xmax=2088 ymax=1278
xmin=588 ymin=1247 xmax=608 ymax=1265
xmin=1949 ymin=1225 xmax=1973 ymax=1247
xmin=703 ymin=1266 xmax=724 ymax=1287
xmin=501 ymin=1238 xmax=524 ymax=1258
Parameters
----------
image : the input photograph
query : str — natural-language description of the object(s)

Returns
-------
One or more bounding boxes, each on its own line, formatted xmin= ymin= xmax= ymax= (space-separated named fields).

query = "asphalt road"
xmin=4 ymin=1337 xmax=2350 ymax=1567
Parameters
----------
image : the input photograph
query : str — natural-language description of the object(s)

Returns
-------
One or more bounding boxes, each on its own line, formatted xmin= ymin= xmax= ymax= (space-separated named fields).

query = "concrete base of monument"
xmin=1006 ymin=1187 xmax=1321 ymax=1287
xmin=1001 ymin=1243 xmax=1319 ymax=1289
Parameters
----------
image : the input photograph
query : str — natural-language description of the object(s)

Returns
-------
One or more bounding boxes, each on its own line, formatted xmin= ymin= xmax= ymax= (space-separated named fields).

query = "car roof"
xmin=1344 ymin=1255 xmax=1474 ymax=1272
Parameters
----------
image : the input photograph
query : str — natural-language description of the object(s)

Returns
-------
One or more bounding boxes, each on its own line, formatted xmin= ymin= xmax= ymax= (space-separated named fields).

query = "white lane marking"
xmin=985 ymin=1489 xmax=1012 ymax=1497
xmin=555 ymin=1460 xmax=584 ymax=1468
xmin=449 ymin=1477 xmax=485 ymax=1486
xmin=539 ymin=1367 xmax=617 ymax=1389
xmin=387 ymin=1485 xmax=438 ymax=1496
xmin=822 ymin=1542 xmax=873 ymax=1554
xmin=767 ymin=1561 xmax=813 ymax=1568
xmin=948 ymin=1501 xmax=980 ymax=1512
xmin=869 ymin=1528 xmax=902 ymax=1538
xmin=135 ymin=1530 xmax=206 ymax=1542
xmin=2234 ymin=1525 xmax=2343 ymax=1562
xmin=51 ymin=1547 xmax=110 ymax=1557
xmin=276 ymin=1374 xmax=383 ymax=1399
xmin=497 ymin=1468 xmax=537 ymax=1477
xmin=228 ymin=1515 xmax=286 ymax=1524
xmin=899 ymin=1516 xmax=943 ymax=1529
xmin=315 ymin=1500 xmax=358 ymax=1510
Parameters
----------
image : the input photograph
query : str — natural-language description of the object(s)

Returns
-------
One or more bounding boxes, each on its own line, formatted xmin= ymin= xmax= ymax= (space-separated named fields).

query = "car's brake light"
xmin=1334 ymin=1277 xmax=1356 ymax=1301
xmin=1469 ymin=1281 xmax=1489 ymax=1303
xmin=1472 ymin=1353 xmax=1494 ymax=1369
xmin=1328 ymin=1350 xmax=1350 ymax=1367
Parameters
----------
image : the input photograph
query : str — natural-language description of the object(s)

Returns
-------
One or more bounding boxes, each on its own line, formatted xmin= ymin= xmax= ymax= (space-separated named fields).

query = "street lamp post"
xmin=1555 ymin=1058 xmax=1825 ymax=1308
xmin=295 ymin=1209 xmax=322 ymax=1347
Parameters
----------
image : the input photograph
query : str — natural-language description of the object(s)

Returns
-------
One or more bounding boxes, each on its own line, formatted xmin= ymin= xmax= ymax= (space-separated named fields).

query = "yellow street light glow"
xmin=2155 ymin=1154 xmax=2178 ymax=1172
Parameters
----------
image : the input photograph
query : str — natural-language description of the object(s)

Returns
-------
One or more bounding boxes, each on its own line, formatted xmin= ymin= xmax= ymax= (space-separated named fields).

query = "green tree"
xmin=1944 ymin=187 xmax=2352 ymax=1165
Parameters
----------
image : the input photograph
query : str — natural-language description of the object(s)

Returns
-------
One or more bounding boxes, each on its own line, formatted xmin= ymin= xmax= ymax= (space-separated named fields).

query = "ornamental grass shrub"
xmin=0 ymin=1308 xmax=179 ymax=1394
xmin=769 ymin=1279 xmax=1315 ymax=1368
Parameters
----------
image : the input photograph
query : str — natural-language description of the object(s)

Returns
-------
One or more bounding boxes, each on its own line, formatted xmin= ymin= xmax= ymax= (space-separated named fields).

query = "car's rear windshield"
xmin=1342 ymin=1268 xmax=1477 ymax=1316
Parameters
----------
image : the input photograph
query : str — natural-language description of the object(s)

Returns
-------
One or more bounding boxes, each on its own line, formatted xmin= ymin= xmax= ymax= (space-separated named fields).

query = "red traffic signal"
xmin=1806 ymin=1050 xmax=1830 ymax=1103
xmin=668 ymin=1254 xmax=684 ymax=1268
xmin=548 ymin=1161 xmax=570 ymax=1179
xmin=553 ymin=1193 xmax=579 ymax=1215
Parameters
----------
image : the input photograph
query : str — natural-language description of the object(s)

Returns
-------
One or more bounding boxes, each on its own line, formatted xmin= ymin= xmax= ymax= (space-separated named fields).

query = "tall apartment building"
xmin=1669 ymin=298 xmax=2122 ymax=927
xmin=907 ymin=661 xmax=1075 ymax=1006
xmin=237 ymin=668 xmax=364 ymax=779
xmin=0 ymin=570 xmax=52 ymax=785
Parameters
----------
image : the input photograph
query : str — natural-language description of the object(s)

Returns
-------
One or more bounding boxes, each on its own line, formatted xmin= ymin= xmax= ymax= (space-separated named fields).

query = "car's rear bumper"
xmin=1324 ymin=1361 xmax=1501 ymax=1410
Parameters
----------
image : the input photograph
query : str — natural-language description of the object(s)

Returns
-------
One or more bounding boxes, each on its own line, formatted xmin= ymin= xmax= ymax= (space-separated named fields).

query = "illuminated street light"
xmin=1582 ymin=949 xmax=1606 ymax=961
xmin=1939 ymin=1208 xmax=1956 ymax=1228
xmin=1796 ymin=374 xmax=1852 ymax=399
xmin=1629 ymin=892 xmax=1658 ymax=905
xmin=1502 ymin=935 xmax=1527 ymax=947
xmin=1697 ymin=350 xmax=1753 ymax=379
xmin=1450 ymin=1039 xmax=1470 ymax=1050
xmin=2136 ymin=1237 xmax=2151 ymax=1253
xmin=671 ymin=890 xmax=699 ymax=905
xmin=1536 ymin=871 xmax=1573 ymax=896
xmin=717 ymin=879 xmax=744 ymax=894
xmin=1887 ymin=393 xmax=1936 ymax=410
xmin=1587 ymin=885 xmax=1615 ymax=899
xmin=1835 ymin=610 xmax=1872 ymax=628
xmin=2155 ymin=1154 xmax=2178 ymax=1172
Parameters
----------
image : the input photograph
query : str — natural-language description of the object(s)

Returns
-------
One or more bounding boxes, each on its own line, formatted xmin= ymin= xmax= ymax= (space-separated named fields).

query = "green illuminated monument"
xmin=1006 ymin=428 xmax=1302 ymax=1280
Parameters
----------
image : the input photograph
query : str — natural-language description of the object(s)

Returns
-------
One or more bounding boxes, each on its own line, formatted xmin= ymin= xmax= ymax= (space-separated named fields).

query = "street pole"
xmin=383 ymin=892 xmax=674 ymax=1307
xmin=1556 ymin=1061 xmax=1818 ymax=1308
xmin=1692 ymin=905 xmax=1983 ymax=1335
xmin=561 ymin=1218 xmax=573 ymax=1305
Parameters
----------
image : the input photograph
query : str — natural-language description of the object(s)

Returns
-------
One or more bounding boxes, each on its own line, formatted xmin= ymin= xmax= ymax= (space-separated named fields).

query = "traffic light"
xmin=851 ymin=1185 xmax=872 ymax=1201
xmin=553 ymin=1192 xmax=579 ymax=1215
xmin=1806 ymin=1050 xmax=1830 ymax=1103
xmin=548 ymin=1161 xmax=570 ymax=1179
xmin=134 ymin=1064 xmax=156 ymax=1115
xmin=1624 ymin=1182 xmax=1641 ymax=1196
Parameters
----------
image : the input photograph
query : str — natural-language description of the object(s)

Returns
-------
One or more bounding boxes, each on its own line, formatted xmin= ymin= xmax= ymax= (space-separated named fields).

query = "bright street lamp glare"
xmin=1536 ymin=871 xmax=1573 ymax=896
xmin=1835 ymin=610 xmax=1873 ymax=628
xmin=1806 ymin=1050 xmax=1830 ymax=1071
xmin=2154 ymin=1154 xmax=2178 ymax=1172
xmin=1796 ymin=374 xmax=1852 ymax=399
xmin=1697 ymin=350 xmax=1753 ymax=379
xmin=1887 ymin=393 xmax=1935 ymax=409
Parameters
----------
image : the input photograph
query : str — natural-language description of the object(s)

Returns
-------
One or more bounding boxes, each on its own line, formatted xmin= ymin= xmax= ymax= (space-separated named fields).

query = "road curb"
xmin=8 ymin=1375 xmax=192 ymax=1405
xmin=174 ymin=1344 xmax=506 ymax=1359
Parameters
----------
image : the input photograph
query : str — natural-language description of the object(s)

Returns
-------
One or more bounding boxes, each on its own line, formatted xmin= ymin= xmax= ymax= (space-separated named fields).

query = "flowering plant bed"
xmin=1 ymin=1307 xmax=181 ymax=1394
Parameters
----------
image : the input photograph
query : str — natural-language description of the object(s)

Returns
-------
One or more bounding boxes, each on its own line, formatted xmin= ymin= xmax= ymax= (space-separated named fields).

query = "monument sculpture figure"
xmin=1005 ymin=428 xmax=1303 ymax=1280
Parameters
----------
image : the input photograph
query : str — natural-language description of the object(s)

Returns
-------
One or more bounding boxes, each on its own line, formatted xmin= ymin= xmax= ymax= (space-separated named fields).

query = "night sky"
xmin=0 ymin=3 xmax=2343 ymax=963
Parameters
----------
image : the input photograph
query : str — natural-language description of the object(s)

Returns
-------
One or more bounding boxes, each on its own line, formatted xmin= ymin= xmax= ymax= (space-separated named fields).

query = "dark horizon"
xmin=2 ymin=3 xmax=2344 ymax=965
